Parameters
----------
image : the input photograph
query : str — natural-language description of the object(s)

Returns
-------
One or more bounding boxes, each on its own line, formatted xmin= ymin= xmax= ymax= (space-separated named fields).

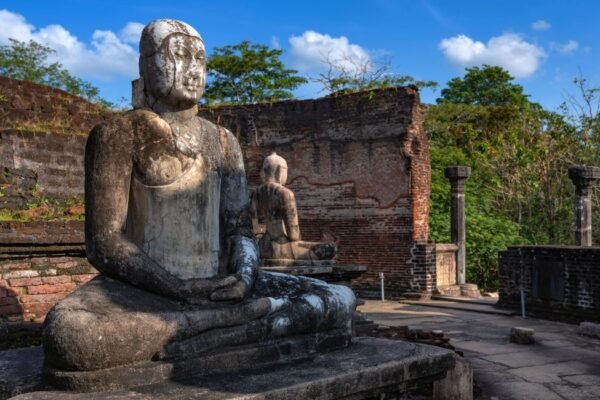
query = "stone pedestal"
xmin=261 ymin=264 xmax=367 ymax=285
xmin=8 ymin=338 xmax=456 ymax=400
xmin=444 ymin=166 xmax=471 ymax=285
xmin=568 ymin=166 xmax=600 ymax=246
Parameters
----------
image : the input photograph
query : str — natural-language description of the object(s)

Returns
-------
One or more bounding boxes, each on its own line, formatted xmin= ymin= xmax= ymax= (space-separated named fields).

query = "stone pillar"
xmin=444 ymin=166 xmax=471 ymax=285
xmin=568 ymin=166 xmax=600 ymax=246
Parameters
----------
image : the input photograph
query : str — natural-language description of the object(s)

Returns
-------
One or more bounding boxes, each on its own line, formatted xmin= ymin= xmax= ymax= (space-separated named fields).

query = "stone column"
xmin=444 ymin=166 xmax=471 ymax=285
xmin=568 ymin=166 xmax=600 ymax=246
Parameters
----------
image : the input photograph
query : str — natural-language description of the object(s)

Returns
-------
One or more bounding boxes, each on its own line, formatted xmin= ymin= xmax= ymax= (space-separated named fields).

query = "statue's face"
xmin=143 ymin=33 xmax=206 ymax=108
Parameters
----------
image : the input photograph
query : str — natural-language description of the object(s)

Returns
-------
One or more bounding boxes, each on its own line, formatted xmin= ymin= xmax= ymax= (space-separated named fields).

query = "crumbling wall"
xmin=498 ymin=245 xmax=600 ymax=323
xmin=200 ymin=87 xmax=432 ymax=296
xmin=0 ymin=77 xmax=110 ymax=208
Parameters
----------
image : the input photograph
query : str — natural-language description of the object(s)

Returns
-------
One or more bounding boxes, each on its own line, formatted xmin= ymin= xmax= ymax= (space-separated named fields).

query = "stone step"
xmin=400 ymin=300 xmax=516 ymax=316
xmin=431 ymin=294 xmax=498 ymax=306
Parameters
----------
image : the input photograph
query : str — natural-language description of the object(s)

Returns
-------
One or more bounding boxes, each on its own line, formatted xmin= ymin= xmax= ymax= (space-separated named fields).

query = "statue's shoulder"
xmin=87 ymin=112 xmax=136 ymax=148
xmin=197 ymin=116 xmax=241 ymax=157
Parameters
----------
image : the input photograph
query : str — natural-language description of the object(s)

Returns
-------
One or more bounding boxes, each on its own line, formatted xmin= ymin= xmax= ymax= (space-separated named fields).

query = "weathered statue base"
xmin=9 ymin=338 xmax=456 ymax=400
xmin=45 ymin=329 xmax=351 ymax=392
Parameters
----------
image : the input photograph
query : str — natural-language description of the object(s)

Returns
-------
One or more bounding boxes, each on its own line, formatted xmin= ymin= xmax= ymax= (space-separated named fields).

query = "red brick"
xmin=8 ymin=277 xmax=43 ymax=287
xmin=0 ymin=262 xmax=32 ymax=270
xmin=41 ymin=276 xmax=71 ymax=285
xmin=20 ymin=293 xmax=68 ymax=304
xmin=55 ymin=261 xmax=79 ymax=269
xmin=3 ymin=270 xmax=39 ymax=279
xmin=71 ymin=274 xmax=97 ymax=284
xmin=27 ymin=283 xmax=76 ymax=295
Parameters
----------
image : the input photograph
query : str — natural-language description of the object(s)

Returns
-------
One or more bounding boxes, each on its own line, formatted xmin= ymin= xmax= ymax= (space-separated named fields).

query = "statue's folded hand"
xmin=210 ymin=275 xmax=247 ymax=302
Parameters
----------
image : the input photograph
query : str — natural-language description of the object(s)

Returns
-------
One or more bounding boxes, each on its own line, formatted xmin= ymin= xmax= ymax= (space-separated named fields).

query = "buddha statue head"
xmin=261 ymin=152 xmax=288 ymax=185
xmin=134 ymin=19 xmax=206 ymax=109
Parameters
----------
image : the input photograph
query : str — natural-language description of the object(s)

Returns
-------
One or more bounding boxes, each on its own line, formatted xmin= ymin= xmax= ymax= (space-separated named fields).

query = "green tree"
xmin=438 ymin=65 xmax=530 ymax=107
xmin=426 ymin=65 xmax=589 ymax=291
xmin=204 ymin=41 xmax=307 ymax=105
xmin=313 ymin=55 xmax=437 ymax=95
xmin=0 ymin=39 xmax=105 ymax=103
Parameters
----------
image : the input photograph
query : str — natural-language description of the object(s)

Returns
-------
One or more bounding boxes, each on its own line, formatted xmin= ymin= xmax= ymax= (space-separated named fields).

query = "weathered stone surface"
xmin=510 ymin=327 xmax=535 ymax=345
xmin=568 ymin=166 xmax=600 ymax=246
xmin=433 ymin=355 xmax=473 ymax=400
xmin=9 ymin=338 xmax=455 ymax=400
xmin=444 ymin=166 xmax=470 ymax=285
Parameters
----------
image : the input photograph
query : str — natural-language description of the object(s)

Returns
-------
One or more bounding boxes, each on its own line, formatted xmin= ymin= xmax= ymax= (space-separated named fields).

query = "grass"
xmin=0 ymin=196 xmax=85 ymax=222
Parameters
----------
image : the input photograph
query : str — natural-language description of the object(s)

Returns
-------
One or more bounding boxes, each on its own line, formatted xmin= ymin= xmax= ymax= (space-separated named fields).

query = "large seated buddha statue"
xmin=42 ymin=19 xmax=355 ymax=388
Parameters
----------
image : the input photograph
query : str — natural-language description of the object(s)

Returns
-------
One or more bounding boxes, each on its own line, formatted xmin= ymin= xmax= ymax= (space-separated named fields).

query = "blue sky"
xmin=1 ymin=1 xmax=598 ymax=110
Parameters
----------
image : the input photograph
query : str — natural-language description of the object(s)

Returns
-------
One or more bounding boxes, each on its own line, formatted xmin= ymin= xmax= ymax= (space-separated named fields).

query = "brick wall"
xmin=0 ymin=77 xmax=110 ymax=208
xmin=498 ymin=246 xmax=600 ymax=323
xmin=0 ymin=221 xmax=95 ymax=322
xmin=0 ymin=78 xmax=434 ymax=304
xmin=200 ymin=87 xmax=432 ymax=296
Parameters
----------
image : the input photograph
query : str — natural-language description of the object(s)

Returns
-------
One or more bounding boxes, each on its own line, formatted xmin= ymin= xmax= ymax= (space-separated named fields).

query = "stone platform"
xmin=5 ymin=337 xmax=455 ymax=400
xmin=261 ymin=264 xmax=367 ymax=284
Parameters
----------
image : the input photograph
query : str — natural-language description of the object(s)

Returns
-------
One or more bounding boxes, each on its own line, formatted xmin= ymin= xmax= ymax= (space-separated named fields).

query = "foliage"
xmin=0 ymin=39 xmax=108 ymax=105
xmin=313 ymin=55 xmax=437 ymax=95
xmin=438 ymin=65 xmax=530 ymax=107
xmin=428 ymin=146 xmax=523 ymax=291
xmin=204 ymin=41 xmax=307 ymax=105
xmin=426 ymin=65 xmax=597 ymax=291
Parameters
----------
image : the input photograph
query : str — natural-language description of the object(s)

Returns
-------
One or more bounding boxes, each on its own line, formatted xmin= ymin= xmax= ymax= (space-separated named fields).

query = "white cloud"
xmin=0 ymin=9 xmax=141 ymax=81
xmin=439 ymin=33 xmax=546 ymax=78
xmin=119 ymin=22 xmax=144 ymax=45
xmin=289 ymin=30 xmax=370 ymax=73
xmin=531 ymin=20 xmax=551 ymax=31
xmin=270 ymin=36 xmax=281 ymax=50
xmin=550 ymin=40 xmax=579 ymax=56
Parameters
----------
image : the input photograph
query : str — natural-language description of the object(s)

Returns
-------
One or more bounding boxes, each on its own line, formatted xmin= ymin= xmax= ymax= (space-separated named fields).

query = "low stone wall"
xmin=0 ymin=221 xmax=96 ymax=322
xmin=498 ymin=246 xmax=600 ymax=323
xmin=435 ymin=243 xmax=457 ymax=289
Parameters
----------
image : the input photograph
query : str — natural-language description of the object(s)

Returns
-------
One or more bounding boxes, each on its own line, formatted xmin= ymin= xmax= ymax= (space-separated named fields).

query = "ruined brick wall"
xmin=0 ymin=221 xmax=96 ymax=322
xmin=200 ymin=87 xmax=432 ymax=296
xmin=0 ymin=77 xmax=110 ymax=208
xmin=498 ymin=246 xmax=600 ymax=323
xmin=435 ymin=243 xmax=457 ymax=289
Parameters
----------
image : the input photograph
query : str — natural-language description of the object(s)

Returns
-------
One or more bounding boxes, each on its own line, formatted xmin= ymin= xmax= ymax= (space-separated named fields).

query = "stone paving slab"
xmin=452 ymin=340 xmax=526 ymax=355
xmin=481 ymin=348 xmax=578 ymax=368
xmin=547 ymin=383 xmax=600 ymax=400
xmin=485 ymin=381 xmax=564 ymax=400
xmin=358 ymin=300 xmax=600 ymax=400
xmin=507 ymin=361 xmax=593 ymax=383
